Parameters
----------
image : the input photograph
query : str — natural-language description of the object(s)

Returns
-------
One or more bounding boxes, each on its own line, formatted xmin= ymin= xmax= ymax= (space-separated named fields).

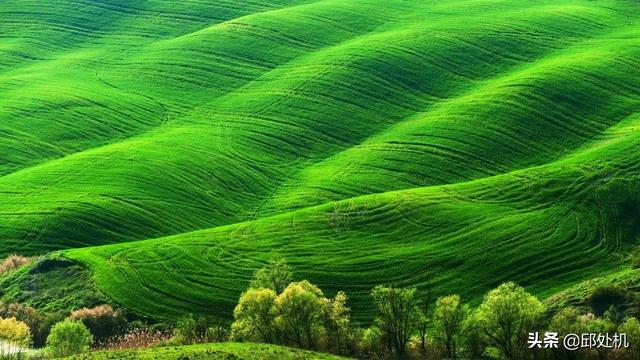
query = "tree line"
xmin=228 ymin=259 xmax=640 ymax=360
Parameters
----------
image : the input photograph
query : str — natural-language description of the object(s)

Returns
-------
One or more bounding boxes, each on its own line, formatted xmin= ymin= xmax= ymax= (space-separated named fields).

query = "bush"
xmin=0 ymin=317 xmax=31 ymax=359
xmin=70 ymin=305 xmax=126 ymax=342
xmin=0 ymin=303 xmax=42 ymax=347
xmin=586 ymin=285 xmax=629 ymax=316
xmin=45 ymin=319 xmax=93 ymax=358
xmin=0 ymin=256 xmax=33 ymax=276
xmin=34 ymin=312 xmax=64 ymax=348
xmin=98 ymin=327 xmax=172 ymax=350
xmin=173 ymin=315 xmax=198 ymax=345
xmin=206 ymin=325 xmax=229 ymax=343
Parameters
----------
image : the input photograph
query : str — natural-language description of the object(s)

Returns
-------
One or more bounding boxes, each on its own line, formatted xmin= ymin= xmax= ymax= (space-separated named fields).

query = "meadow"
xmin=0 ymin=0 xmax=639 ymax=332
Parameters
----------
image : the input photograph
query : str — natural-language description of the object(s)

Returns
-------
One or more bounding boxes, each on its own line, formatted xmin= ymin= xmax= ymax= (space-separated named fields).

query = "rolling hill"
xmin=1 ymin=0 xmax=639 ymax=322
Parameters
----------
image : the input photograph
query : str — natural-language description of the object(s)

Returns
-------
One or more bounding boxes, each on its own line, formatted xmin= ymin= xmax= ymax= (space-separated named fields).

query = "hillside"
xmin=0 ymin=0 xmax=639 ymax=322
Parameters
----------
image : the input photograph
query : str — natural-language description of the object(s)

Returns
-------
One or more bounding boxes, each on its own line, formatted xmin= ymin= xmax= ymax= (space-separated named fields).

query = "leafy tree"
xmin=274 ymin=281 xmax=325 ymax=350
xmin=433 ymin=295 xmax=467 ymax=359
xmin=45 ymin=319 xmax=93 ymax=358
xmin=619 ymin=317 xmax=640 ymax=360
xmin=577 ymin=313 xmax=615 ymax=360
xmin=417 ymin=274 xmax=435 ymax=353
xmin=463 ymin=316 xmax=486 ymax=360
xmin=472 ymin=282 xmax=545 ymax=360
xmin=323 ymin=291 xmax=351 ymax=355
xmin=549 ymin=307 xmax=581 ymax=360
xmin=250 ymin=258 xmax=293 ymax=294
xmin=0 ymin=317 xmax=31 ymax=359
xmin=232 ymin=288 xmax=277 ymax=343
xmin=174 ymin=315 xmax=198 ymax=345
xmin=371 ymin=285 xmax=419 ymax=360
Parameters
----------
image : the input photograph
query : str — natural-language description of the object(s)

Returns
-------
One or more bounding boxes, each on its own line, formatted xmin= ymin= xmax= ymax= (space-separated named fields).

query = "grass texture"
xmin=67 ymin=342 xmax=348 ymax=360
xmin=0 ymin=0 xmax=639 ymax=321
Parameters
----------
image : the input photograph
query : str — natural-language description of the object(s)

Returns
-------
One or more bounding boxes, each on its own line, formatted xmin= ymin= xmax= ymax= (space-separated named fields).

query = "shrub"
xmin=34 ymin=312 xmax=65 ymax=348
xmin=0 ymin=317 xmax=31 ymax=359
xmin=586 ymin=285 xmax=629 ymax=316
xmin=173 ymin=315 xmax=198 ymax=345
xmin=45 ymin=319 xmax=93 ymax=358
xmin=206 ymin=325 xmax=229 ymax=343
xmin=70 ymin=305 xmax=126 ymax=342
xmin=97 ymin=327 xmax=172 ymax=350
xmin=0 ymin=256 xmax=33 ymax=276
xmin=0 ymin=303 xmax=42 ymax=347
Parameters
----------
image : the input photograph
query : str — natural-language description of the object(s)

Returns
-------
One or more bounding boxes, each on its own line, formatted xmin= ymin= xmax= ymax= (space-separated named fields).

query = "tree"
xmin=232 ymin=288 xmax=277 ymax=343
xmin=0 ymin=317 xmax=31 ymax=359
xmin=45 ymin=319 xmax=93 ymax=358
xmin=417 ymin=274 xmax=435 ymax=353
xmin=250 ymin=258 xmax=293 ymax=294
xmin=371 ymin=285 xmax=419 ymax=360
xmin=472 ymin=282 xmax=545 ymax=360
xmin=619 ymin=317 xmax=640 ymax=360
xmin=549 ymin=307 xmax=581 ymax=360
xmin=274 ymin=281 xmax=326 ymax=350
xmin=323 ymin=291 xmax=351 ymax=355
xmin=577 ymin=313 xmax=615 ymax=360
xmin=433 ymin=295 xmax=467 ymax=359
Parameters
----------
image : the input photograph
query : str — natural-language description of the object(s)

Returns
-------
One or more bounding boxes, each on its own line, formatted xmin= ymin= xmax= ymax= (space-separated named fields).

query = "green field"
xmin=67 ymin=342 xmax=348 ymax=360
xmin=1 ymin=0 xmax=639 ymax=322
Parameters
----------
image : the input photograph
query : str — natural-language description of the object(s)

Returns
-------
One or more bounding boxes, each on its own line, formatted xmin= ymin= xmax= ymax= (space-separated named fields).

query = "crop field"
xmin=0 ymin=0 xmax=639 ymax=323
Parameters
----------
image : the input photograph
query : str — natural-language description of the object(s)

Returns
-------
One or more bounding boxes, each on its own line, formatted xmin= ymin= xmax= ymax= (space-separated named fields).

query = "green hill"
xmin=1 ymin=0 xmax=639 ymax=322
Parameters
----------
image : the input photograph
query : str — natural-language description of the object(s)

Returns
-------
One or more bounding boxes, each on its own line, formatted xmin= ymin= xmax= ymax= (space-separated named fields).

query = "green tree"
xmin=232 ymin=288 xmax=277 ymax=343
xmin=0 ymin=317 xmax=31 ymax=359
xmin=274 ymin=281 xmax=326 ymax=350
xmin=45 ymin=319 xmax=93 ymax=358
xmin=371 ymin=285 xmax=419 ymax=360
xmin=323 ymin=291 xmax=351 ymax=355
xmin=433 ymin=295 xmax=467 ymax=359
xmin=619 ymin=317 xmax=640 ymax=360
xmin=549 ymin=307 xmax=581 ymax=360
xmin=472 ymin=282 xmax=545 ymax=360
xmin=250 ymin=258 xmax=293 ymax=294
xmin=577 ymin=313 xmax=615 ymax=360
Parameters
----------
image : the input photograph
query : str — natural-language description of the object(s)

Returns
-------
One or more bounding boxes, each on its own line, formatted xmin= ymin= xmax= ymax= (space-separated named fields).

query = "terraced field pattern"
xmin=1 ymin=0 xmax=640 ymax=322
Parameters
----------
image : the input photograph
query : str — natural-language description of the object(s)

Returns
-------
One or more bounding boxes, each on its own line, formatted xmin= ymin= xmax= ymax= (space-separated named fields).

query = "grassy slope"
xmin=1 ymin=0 xmax=640 ymax=320
xmin=67 ymin=343 xmax=348 ymax=360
